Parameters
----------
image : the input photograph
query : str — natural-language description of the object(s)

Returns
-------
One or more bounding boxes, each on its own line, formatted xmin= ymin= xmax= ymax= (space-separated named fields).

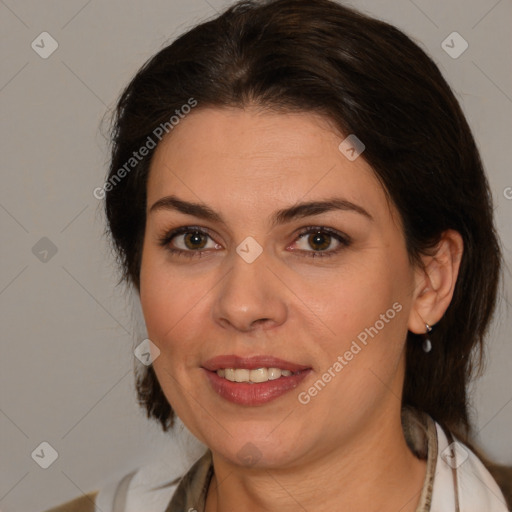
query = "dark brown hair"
xmin=104 ymin=0 xmax=501 ymax=442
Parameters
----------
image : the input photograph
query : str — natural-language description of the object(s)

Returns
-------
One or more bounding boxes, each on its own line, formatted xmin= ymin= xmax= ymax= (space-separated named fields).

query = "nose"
xmin=211 ymin=249 xmax=288 ymax=333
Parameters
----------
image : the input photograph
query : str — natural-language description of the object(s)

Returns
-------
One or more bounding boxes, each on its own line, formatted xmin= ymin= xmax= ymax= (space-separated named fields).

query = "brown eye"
xmin=183 ymin=231 xmax=208 ymax=250
xmin=306 ymin=232 xmax=332 ymax=251
xmin=291 ymin=227 xmax=351 ymax=258
xmin=158 ymin=227 xmax=220 ymax=258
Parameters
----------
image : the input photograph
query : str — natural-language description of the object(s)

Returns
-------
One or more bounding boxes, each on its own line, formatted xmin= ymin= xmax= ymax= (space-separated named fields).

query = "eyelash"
xmin=157 ymin=225 xmax=351 ymax=260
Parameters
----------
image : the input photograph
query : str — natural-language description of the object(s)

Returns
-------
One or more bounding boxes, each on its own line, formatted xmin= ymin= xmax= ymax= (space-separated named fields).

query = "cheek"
xmin=140 ymin=256 xmax=167 ymax=338
xmin=140 ymin=249 xmax=184 ymax=346
xmin=303 ymin=257 xmax=408 ymax=339
xmin=295 ymin=268 xmax=409 ymax=420
xmin=139 ymin=249 xmax=213 ymax=365
xmin=140 ymin=277 xmax=186 ymax=347
xmin=299 ymin=250 xmax=411 ymax=391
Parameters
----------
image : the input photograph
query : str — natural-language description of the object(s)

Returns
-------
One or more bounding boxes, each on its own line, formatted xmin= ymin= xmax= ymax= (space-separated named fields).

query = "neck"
xmin=205 ymin=406 xmax=427 ymax=512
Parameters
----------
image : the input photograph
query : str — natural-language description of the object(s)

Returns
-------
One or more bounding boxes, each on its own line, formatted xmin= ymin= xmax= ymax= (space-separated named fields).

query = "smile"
xmin=216 ymin=367 xmax=297 ymax=383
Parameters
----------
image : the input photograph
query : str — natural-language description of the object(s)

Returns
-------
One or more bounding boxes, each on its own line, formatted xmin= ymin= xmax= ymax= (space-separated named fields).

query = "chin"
xmin=208 ymin=429 xmax=305 ymax=469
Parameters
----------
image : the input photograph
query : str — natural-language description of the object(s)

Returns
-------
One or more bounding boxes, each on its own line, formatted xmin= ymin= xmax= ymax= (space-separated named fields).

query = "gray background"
xmin=1 ymin=0 xmax=511 ymax=510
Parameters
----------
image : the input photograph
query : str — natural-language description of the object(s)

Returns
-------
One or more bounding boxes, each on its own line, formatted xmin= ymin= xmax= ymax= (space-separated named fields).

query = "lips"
xmin=202 ymin=354 xmax=312 ymax=406
xmin=202 ymin=355 xmax=310 ymax=373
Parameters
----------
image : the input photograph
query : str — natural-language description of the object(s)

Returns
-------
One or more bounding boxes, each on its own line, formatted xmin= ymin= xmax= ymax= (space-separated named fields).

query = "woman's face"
xmin=140 ymin=106 xmax=420 ymax=468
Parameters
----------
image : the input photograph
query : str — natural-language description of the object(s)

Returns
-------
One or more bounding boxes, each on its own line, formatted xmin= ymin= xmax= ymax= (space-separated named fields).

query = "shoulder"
xmin=42 ymin=492 xmax=98 ymax=512
xmin=431 ymin=420 xmax=511 ymax=511
xmin=41 ymin=457 xmax=184 ymax=512
xmin=475 ymin=458 xmax=512 ymax=510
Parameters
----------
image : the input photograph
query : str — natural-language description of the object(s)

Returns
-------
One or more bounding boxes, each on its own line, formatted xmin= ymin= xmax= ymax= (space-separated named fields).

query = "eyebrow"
xmin=148 ymin=194 xmax=373 ymax=227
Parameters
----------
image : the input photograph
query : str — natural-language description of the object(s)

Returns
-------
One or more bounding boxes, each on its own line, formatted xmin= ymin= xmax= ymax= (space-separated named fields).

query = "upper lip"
xmin=202 ymin=355 xmax=310 ymax=372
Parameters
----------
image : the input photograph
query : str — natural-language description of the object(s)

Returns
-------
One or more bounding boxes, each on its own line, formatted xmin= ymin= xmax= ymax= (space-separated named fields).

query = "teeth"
xmin=267 ymin=368 xmax=281 ymax=380
xmin=217 ymin=367 xmax=297 ymax=383
xmin=234 ymin=369 xmax=250 ymax=383
xmin=248 ymin=368 xmax=268 ymax=383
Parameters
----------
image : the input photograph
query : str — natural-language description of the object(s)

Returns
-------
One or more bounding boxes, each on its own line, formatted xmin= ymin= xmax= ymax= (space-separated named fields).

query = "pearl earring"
xmin=422 ymin=323 xmax=432 ymax=353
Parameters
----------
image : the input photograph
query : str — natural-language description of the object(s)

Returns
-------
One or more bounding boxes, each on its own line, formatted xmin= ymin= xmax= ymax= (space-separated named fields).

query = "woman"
xmin=45 ymin=0 xmax=511 ymax=510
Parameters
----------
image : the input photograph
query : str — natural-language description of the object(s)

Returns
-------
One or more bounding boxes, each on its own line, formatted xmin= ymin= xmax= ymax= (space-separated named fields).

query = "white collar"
xmin=431 ymin=421 xmax=508 ymax=511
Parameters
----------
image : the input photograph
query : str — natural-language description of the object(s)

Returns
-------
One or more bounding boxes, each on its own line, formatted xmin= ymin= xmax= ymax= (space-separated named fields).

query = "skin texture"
xmin=139 ymin=107 xmax=463 ymax=512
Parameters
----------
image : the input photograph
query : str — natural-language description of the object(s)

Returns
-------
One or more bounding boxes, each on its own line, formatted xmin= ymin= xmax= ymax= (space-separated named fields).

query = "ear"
xmin=408 ymin=229 xmax=464 ymax=334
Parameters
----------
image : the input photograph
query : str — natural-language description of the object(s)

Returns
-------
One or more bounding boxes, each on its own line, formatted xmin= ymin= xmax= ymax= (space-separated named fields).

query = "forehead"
xmin=147 ymin=107 xmax=390 ymax=221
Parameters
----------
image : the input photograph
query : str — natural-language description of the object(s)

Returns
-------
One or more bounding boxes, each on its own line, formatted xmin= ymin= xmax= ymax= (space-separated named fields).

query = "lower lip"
xmin=203 ymin=368 xmax=311 ymax=406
